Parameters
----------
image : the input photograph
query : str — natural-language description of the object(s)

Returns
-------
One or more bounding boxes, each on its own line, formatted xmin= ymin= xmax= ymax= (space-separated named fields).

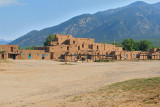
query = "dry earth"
xmin=0 ymin=60 xmax=160 ymax=107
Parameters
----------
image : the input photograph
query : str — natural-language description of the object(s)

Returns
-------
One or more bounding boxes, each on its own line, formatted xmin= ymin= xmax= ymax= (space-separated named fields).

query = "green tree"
xmin=122 ymin=39 xmax=138 ymax=51
xmin=112 ymin=42 xmax=121 ymax=47
xmin=26 ymin=46 xmax=34 ymax=50
xmin=138 ymin=40 xmax=153 ymax=51
xmin=44 ymin=34 xmax=55 ymax=46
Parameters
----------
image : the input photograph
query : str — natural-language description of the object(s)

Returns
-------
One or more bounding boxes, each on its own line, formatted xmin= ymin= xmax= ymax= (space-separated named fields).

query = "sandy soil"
xmin=0 ymin=60 xmax=160 ymax=107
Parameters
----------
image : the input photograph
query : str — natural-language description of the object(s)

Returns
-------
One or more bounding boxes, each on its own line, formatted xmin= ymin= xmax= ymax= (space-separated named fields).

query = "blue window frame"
xmin=46 ymin=54 xmax=48 ymax=56
xmin=126 ymin=54 xmax=128 ymax=59
xmin=37 ymin=53 xmax=39 ymax=56
xmin=22 ymin=53 xmax=25 ymax=55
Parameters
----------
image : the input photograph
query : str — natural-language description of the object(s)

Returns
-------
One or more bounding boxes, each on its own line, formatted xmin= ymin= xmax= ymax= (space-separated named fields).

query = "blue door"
xmin=126 ymin=54 xmax=128 ymax=59
xmin=13 ymin=54 xmax=15 ymax=60
xmin=28 ymin=53 xmax=31 ymax=59
xmin=42 ymin=54 xmax=45 ymax=59
xmin=73 ymin=53 xmax=75 ymax=58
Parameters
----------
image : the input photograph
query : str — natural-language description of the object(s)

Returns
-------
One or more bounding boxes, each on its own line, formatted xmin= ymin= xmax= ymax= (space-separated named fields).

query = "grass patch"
xmin=69 ymin=96 xmax=82 ymax=102
xmin=68 ymin=77 xmax=160 ymax=106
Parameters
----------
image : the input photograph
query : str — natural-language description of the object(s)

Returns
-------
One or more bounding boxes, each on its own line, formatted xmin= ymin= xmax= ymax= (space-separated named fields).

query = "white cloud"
xmin=0 ymin=0 xmax=21 ymax=7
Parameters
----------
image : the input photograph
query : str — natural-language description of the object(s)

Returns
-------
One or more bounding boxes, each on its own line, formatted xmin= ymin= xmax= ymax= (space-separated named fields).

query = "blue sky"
xmin=0 ymin=0 xmax=160 ymax=40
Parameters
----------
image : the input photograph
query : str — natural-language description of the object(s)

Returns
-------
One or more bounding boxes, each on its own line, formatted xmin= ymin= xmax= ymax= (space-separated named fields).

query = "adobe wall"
xmin=0 ymin=52 xmax=8 ymax=60
xmin=54 ymin=34 xmax=73 ymax=45
xmin=0 ymin=53 xmax=3 ymax=59
xmin=150 ymin=52 xmax=160 ymax=60
xmin=0 ymin=45 xmax=19 ymax=53
xmin=139 ymin=52 xmax=149 ymax=60
xmin=19 ymin=50 xmax=51 ymax=60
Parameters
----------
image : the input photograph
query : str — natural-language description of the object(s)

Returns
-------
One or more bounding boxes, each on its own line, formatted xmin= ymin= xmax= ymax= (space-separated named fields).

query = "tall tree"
xmin=122 ymin=39 xmax=137 ymax=51
xmin=44 ymin=34 xmax=55 ymax=46
xmin=138 ymin=40 xmax=153 ymax=51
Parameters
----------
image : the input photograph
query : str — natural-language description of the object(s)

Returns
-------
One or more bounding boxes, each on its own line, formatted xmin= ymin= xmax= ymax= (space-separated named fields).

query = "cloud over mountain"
xmin=0 ymin=0 xmax=21 ymax=7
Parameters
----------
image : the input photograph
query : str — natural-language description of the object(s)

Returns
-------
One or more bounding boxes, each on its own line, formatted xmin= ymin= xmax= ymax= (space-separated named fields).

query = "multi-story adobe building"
xmin=0 ymin=45 xmax=20 ymax=60
xmin=0 ymin=34 xmax=160 ymax=61
xmin=34 ymin=34 xmax=123 ymax=61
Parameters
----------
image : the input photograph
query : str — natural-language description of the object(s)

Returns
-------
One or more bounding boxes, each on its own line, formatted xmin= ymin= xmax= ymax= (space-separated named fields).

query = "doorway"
xmin=28 ymin=53 xmax=31 ymax=59
xmin=42 ymin=54 xmax=45 ymax=59
xmin=2 ymin=54 xmax=4 ymax=59
xmin=12 ymin=54 xmax=15 ymax=60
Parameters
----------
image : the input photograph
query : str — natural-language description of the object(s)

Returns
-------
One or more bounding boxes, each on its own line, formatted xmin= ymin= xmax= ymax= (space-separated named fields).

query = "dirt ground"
xmin=0 ymin=60 xmax=160 ymax=107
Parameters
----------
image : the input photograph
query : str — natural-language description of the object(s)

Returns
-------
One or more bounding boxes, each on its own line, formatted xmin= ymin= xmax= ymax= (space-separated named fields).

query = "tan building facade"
xmin=34 ymin=34 xmax=123 ymax=61
xmin=1 ymin=34 xmax=160 ymax=61
xmin=0 ymin=45 xmax=50 ymax=60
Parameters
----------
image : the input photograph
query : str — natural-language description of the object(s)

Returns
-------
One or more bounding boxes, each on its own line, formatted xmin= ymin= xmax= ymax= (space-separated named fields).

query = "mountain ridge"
xmin=0 ymin=39 xmax=12 ymax=45
xmin=9 ymin=1 xmax=160 ymax=48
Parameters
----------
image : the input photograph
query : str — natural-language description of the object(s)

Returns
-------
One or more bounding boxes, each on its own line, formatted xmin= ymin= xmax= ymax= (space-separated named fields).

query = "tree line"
xmin=114 ymin=39 xmax=153 ymax=51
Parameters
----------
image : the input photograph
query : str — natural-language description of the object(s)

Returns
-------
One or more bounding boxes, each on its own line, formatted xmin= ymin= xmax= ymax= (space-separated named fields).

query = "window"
xmin=46 ymin=54 xmax=48 ymax=56
xmin=97 ymin=46 xmax=99 ymax=50
xmin=67 ymin=46 xmax=69 ymax=50
xmin=37 ymin=53 xmax=39 ymax=56
xmin=91 ymin=44 xmax=93 ymax=49
xmin=78 ymin=46 xmax=80 ymax=50
xmin=22 ymin=53 xmax=25 ymax=55
xmin=73 ymin=41 xmax=75 ymax=44
xmin=82 ymin=44 xmax=84 ymax=48
xmin=11 ymin=47 xmax=13 ymax=52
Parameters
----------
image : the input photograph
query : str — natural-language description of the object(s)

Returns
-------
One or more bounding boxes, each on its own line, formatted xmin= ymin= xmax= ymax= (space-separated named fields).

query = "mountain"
xmin=9 ymin=1 xmax=160 ymax=48
xmin=0 ymin=39 xmax=12 ymax=45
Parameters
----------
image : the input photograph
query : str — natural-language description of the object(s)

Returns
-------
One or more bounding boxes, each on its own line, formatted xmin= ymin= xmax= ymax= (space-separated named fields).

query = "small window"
xmin=78 ymin=46 xmax=80 ymax=50
xmin=46 ymin=54 xmax=48 ymax=56
xmin=67 ymin=46 xmax=69 ymax=50
xmin=91 ymin=44 xmax=93 ymax=49
xmin=22 ymin=53 xmax=25 ymax=55
xmin=82 ymin=44 xmax=84 ymax=48
xmin=73 ymin=41 xmax=75 ymax=44
xmin=37 ymin=53 xmax=39 ymax=56
xmin=97 ymin=46 xmax=99 ymax=50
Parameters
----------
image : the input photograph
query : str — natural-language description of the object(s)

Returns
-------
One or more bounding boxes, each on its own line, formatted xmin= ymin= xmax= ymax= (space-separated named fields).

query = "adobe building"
xmin=0 ymin=45 xmax=50 ymax=60
xmin=34 ymin=34 xmax=123 ymax=61
xmin=0 ymin=45 xmax=20 ymax=60
xmin=1 ymin=34 xmax=160 ymax=61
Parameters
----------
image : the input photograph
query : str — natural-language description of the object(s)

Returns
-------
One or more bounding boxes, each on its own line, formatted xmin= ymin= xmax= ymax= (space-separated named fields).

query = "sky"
xmin=0 ymin=0 xmax=160 ymax=40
